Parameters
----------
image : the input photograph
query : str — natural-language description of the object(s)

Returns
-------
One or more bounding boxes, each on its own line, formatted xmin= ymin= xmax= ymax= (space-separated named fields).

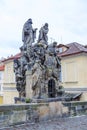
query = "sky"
xmin=0 ymin=0 xmax=87 ymax=58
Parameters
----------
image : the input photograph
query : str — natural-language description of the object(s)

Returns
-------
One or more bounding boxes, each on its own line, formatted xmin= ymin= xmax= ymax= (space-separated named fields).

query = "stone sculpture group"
xmin=14 ymin=18 xmax=61 ymax=99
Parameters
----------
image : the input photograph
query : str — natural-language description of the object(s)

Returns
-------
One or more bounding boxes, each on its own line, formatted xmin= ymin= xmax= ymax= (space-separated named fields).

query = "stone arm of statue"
xmin=23 ymin=22 xmax=30 ymax=33
xmin=42 ymin=27 xmax=49 ymax=34
xmin=23 ymin=27 xmax=29 ymax=33
xmin=23 ymin=23 xmax=33 ymax=34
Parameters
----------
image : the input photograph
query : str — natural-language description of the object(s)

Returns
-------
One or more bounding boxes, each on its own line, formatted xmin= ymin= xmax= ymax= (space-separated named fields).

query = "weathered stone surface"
xmin=0 ymin=101 xmax=87 ymax=128
xmin=26 ymin=71 xmax=33 ymax=98
xmin=14 ymin=19 xmax=61 ymax=99
xmin=49 ymin=102 xmax=63 ymax=118
xmin=2 ymin=116 xmax=87 ymax=130
xmin=0 ymin=102 xmax=66 ymax=127
xmin=38 ymin=105 xmax=49 ymax=120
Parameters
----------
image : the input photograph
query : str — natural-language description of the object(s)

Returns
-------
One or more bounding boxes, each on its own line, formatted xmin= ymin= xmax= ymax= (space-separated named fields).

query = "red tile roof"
xmin=58 ymin=42 xmax=87 ymax=57
xmin=2 ymin=42 xmax=87 ymax=62
xmin=14 ymin=53 xmax=22 ymax=59
xmin=2 ymin=52 xmax=21 ymax=62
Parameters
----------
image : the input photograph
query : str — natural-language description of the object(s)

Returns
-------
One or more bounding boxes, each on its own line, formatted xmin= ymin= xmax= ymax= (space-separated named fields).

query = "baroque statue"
xmin=37 ymin=23 xmax=49 ymax=45
xmin=14 ymin=18 xmax=61 ymax=99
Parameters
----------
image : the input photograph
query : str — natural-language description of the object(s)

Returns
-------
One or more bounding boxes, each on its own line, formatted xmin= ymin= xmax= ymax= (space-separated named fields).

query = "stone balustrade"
xmin=0 ymin=102 xmax=64 ymax=127
xmin=0 ymin=100 xmax=87 ymax=127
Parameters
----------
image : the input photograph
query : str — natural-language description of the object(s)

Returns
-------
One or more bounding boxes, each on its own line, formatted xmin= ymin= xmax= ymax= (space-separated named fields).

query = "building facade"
xmin=2 ymin=54 xmax=20 ymax=104
xmin=1 ymin=42 xmax=87 ymax=103
xmin=0 ymin=62 xmax=5 ymax=104
xmin=58 ymin=42 xmax=87 ymax=100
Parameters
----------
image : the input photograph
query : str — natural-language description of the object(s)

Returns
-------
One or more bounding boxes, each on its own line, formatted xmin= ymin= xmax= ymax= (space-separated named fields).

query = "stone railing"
xmin=63 ymin=101 xmax=87 ymax=116
xmin=0 ymin=101 xmax=87 ymax=127
xmin=0 ymin=102 xmax=64 ymax=127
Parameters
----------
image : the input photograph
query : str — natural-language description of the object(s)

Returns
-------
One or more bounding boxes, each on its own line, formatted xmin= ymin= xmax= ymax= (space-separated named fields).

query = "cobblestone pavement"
xmin=0 ymin=115 xmax=87 ymax=130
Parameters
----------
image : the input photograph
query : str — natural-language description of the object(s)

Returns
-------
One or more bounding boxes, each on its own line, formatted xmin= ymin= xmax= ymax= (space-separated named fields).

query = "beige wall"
xmin=3 ymin=60 xmax=18 ymax=104
xmin=61 ymin=53 xmax=87 ymax=88
xmin=3 ymin=60 xmax=15 ymax=84
xmin=61 ymin=53 xmax=87 ymax=101
xmin=3 ymin=91 xmax=19 ymax=104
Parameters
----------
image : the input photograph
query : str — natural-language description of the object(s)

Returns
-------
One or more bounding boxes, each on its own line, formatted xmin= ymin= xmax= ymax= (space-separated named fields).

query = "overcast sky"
xmin=0 ymin=0 xmax=87 ymax=58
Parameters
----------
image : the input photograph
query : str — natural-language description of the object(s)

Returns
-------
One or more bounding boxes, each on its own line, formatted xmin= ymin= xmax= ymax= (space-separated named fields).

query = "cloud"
xmin=0 ymin=46 xmax=20 ymax=58
xmin=0 ymin=0 xmax=87 ymax=58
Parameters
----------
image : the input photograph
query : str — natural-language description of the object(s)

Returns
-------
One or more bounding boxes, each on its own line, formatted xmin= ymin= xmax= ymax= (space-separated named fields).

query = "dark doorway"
xmin=48 ymin=79 xmax=55 ymax=98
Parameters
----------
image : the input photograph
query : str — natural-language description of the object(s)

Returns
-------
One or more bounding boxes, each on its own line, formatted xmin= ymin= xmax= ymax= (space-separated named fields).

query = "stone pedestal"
xmin=26 ymin=70 xmax=33 ymax=99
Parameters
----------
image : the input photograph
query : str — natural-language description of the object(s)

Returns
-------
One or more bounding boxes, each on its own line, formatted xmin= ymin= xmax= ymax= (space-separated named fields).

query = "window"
xmin=64 ymin=61 xmax=78 ymax=82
